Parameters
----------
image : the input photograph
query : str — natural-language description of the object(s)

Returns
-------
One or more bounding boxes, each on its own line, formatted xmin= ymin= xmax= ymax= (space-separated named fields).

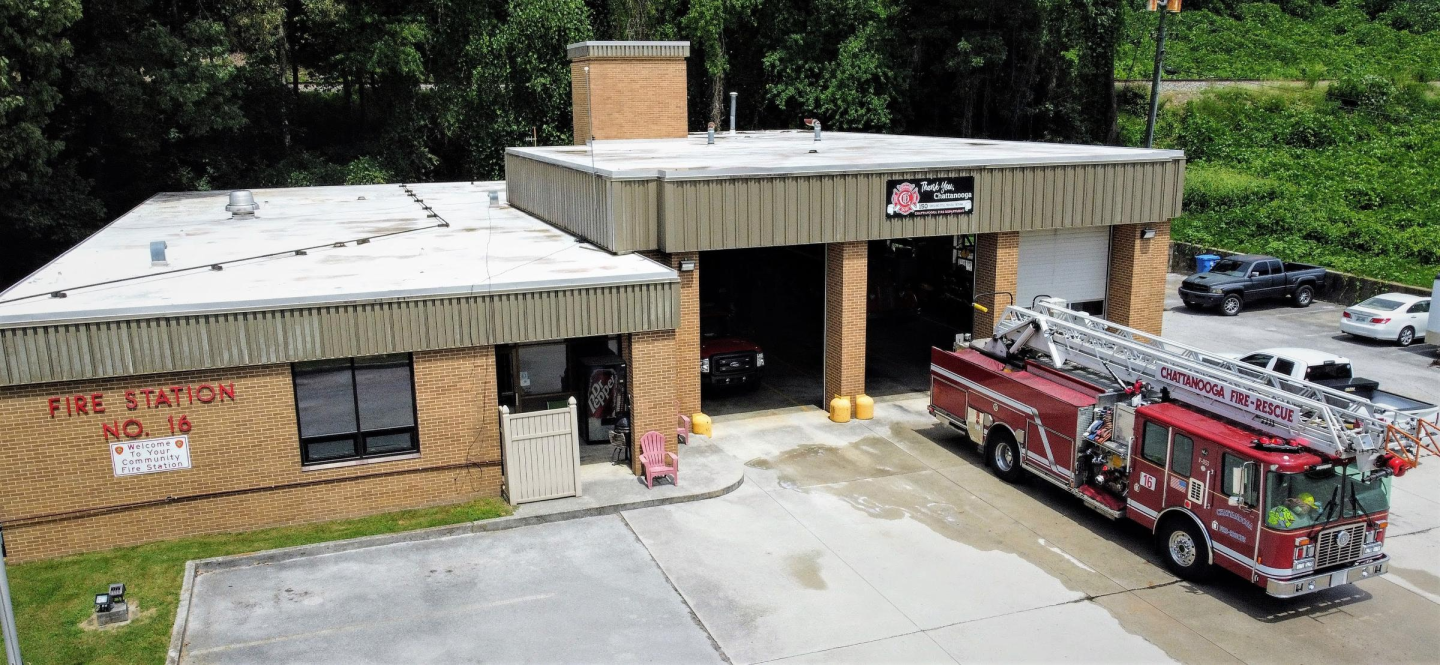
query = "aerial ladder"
xmin=976 ymin=300 xmax=1439 ymax=477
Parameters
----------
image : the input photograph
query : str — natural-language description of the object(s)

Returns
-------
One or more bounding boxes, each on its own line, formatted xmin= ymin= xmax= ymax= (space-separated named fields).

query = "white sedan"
xmin=1340 ymin=293 xmax=1431 ymax=346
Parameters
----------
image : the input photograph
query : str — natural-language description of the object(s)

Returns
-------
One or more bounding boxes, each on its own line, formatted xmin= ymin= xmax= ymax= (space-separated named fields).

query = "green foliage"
xmin=0 ymin=497 xmax=511 ymax=665
xmin=1136 ymin=85 xmax=1440 ymax=286
xmin=1118 ymin=0 xmax=1440 ymax=80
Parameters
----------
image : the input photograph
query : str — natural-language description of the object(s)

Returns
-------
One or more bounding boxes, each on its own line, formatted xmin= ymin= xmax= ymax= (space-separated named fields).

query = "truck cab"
xmin=700 ymin=310 xmax=764 ymax=387
xmin=1125 ymin=402 xmax=1390 ymax=597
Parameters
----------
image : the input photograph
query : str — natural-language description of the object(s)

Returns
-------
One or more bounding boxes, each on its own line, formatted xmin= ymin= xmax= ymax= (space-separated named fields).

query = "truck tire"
xmin=1292 ymin=285 xmax=1314 ymax=308
xmin=1220 ymin=294 xmax=1243 ymax=317
xmin=1158 ymin=517 xmax=1213 ymax=582
xmin=985 ymin=430 xmax=1025 ymax=483
xmin=1398 ymin=326 xmax=1416 ymax=347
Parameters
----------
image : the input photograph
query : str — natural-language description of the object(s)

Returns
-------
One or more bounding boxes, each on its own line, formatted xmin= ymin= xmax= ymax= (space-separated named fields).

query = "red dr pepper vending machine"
xmin=580 ymin=354 xmax=628 ymax=444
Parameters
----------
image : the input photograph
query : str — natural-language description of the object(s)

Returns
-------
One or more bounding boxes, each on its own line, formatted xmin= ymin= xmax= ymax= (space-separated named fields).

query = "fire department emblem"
xmin=1335 ymin=530 xmax=1351 ymax=547
xmin=889 ymin=182 xmax=920 ymax=216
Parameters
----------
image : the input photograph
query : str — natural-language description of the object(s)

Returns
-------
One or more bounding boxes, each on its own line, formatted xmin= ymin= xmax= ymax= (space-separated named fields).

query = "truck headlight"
xmin=1210 ymin=287 xmax=1225 ymax=294
xmin=700 ymin=358 xmax=710 ymax=373
xmin=756 ymin=352 xmax=765 ymax=367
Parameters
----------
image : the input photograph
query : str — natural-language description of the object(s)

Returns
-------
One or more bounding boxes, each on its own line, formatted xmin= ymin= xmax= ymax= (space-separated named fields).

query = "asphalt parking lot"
xmin=178 ymin=278 xmax=1440 ymax=663
xmin=1163 ymin=273 xmax=1439 ymax=405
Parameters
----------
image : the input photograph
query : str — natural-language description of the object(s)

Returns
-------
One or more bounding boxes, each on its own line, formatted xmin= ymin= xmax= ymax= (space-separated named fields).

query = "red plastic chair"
xmin=639 ymin=431 xmax=678 ymax=488
xmin=678 ymin=413 xmax=692 ymax=445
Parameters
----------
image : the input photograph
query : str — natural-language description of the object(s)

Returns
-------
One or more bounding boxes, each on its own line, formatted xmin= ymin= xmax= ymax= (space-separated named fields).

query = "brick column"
xmin=973 ymin=232 xmax=1020 ymax=338
xmin=624 ymin=330 xmax=678 ymax=473
xmin=1107 ymin=222 xmax=1171 ymax=335
xmin=824 ymin=242 xmax=867 ymax=406
xmin=668 ymin=252 xmax=702 ymax=417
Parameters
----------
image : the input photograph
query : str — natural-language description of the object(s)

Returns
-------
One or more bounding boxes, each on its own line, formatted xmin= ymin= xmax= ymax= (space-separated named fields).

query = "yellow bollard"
xmin=829 ymin=395 xmax=852 ymax=423
xmin=691 ymin=412 xmax=712 ymax=437
xmin=854 ymin=394 xmax=874 ymax=420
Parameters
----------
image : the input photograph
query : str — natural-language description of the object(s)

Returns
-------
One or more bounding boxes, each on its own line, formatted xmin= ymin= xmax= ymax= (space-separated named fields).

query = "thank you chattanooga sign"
xmin=112 ymin=435 xmax=192 ymax=477
xmin=885 ymin=177 xmax=974 ymax=217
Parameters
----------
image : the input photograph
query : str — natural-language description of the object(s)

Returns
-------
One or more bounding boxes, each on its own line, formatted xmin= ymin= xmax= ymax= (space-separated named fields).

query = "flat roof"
xmin=0 ymin=182 xmax=675 ymax=327
xmin=508 ymin=130 xmax=1185 ymax=180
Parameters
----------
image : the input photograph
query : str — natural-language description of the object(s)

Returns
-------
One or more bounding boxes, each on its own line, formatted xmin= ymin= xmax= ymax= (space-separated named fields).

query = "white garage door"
xmin=1017 ymin=228 xmax=1111 ymax=313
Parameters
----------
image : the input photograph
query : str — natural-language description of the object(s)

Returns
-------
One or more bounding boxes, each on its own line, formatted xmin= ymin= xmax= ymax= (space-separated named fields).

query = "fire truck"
xmin=929 ymin=300 xmax=1439 ymax=597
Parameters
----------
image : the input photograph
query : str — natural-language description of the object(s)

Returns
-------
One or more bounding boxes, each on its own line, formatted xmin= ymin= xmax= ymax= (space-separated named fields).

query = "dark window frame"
xmin=1141 ymin=421 xmax=1169 ymax=466
xmin=292 ymin=354 xmax=420 ymax=465
xmin=1171 ymin=432 xmax=1195 ymax=477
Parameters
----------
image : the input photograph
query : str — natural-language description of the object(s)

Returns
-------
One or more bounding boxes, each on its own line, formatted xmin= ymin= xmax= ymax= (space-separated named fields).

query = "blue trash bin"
xmin=1195 ymin=254 xmax=1221 ymax=273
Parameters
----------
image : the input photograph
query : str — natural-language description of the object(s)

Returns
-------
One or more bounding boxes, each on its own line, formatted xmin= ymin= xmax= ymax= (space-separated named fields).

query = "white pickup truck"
xmin=1236 ymin=347 xmax=1440 ymax=422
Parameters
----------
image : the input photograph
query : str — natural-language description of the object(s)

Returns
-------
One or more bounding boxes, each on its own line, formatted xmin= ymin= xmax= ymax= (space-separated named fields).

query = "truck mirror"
xmin=1230 ymin=466 xmax=1245 ymax=498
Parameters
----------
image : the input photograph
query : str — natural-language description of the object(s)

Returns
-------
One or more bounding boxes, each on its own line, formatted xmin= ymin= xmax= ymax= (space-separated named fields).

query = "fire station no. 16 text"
xmin=43 ymin=382 xmax=237 ymax=442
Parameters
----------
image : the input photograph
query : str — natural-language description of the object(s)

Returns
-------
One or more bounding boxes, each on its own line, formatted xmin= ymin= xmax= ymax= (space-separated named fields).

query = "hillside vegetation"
xmin=1118 ymin=0 xmax=1440 ymax=80
xmin=1121 ymin=78 xmax=1440 ymax=287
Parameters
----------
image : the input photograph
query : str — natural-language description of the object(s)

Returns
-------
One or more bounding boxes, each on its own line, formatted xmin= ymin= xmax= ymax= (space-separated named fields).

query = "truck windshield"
xmin=1208 ymin=259 xmax=1250 ymax=277
xmin=1265 ymin=466 xmax=1390 ymax=530
xmin=1305 ymin=363 xmax=1353 ymax=381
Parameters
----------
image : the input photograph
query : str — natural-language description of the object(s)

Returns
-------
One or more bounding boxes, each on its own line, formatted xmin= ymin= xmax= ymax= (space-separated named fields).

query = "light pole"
xmin=0 ymin=529 xmax=22 ymax=665
xmin=1144 ymin=0 xmax=1174 ymax=148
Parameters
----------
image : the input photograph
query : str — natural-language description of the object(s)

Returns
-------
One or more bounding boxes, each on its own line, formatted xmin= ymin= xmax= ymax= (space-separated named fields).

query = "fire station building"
xmin=0 ymin=41 xmax=1183 ymax=561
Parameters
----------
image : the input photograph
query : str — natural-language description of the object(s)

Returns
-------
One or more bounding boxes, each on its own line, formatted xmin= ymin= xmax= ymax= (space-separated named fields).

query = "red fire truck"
xmin=929 ymin=300 xmax=1436 ymax=597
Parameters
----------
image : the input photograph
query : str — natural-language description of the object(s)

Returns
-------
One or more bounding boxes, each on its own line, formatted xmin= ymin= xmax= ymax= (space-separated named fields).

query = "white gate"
xmin=500 ymin=397 xmax=582 ymax=504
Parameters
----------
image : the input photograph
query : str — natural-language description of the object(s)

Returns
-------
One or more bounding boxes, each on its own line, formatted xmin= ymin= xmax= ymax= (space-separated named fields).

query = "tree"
xmin=0 ymin=0 xmax=104 ymax=287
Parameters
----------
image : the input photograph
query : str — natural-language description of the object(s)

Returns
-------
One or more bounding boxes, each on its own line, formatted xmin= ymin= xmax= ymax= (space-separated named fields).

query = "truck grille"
xmin=1316 ymin=524 xmax=1365 ymax=569
xmin=712 ymin=351 xmax=756 ymax=376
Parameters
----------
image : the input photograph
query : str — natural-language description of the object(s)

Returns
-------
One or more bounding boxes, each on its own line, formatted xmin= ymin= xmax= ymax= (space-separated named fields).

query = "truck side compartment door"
xmin=1128 ymin=419 xmax=1170 ymax=525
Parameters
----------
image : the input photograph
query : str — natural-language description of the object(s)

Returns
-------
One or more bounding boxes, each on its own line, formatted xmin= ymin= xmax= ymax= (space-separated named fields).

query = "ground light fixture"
xmin=94 ymin=593 xmax=113 ymax=613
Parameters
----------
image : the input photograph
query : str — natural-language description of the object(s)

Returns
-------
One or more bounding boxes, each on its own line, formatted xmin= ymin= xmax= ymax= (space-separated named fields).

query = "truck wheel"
xmin=1221 ymin=294 xmax=1243 ymax=316
xmin=1158 ymin=517 xmax=1213 ymax=582
xmin=1292 ymin=285 xmax=1314 ymax=308
xmin=1398 ymin=326 xmax=1416 ymax=347
xmin=985 ymin=431 xmax=1024 ymax=483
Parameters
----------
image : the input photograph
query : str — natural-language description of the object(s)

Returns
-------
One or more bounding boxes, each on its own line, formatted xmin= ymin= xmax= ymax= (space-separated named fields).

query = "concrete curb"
xmin=164 ymin=467 xmax=744 ymax=663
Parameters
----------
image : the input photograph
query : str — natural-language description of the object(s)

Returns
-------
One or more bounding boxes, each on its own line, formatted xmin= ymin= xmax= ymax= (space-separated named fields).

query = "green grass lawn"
xmin=0 ymin=497 xmax=512 ymax=664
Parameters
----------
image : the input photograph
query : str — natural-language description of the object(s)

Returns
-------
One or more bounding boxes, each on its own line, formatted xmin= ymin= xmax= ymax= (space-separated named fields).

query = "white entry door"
xmin=1017 ymin=228 xmax=1111 ymax=313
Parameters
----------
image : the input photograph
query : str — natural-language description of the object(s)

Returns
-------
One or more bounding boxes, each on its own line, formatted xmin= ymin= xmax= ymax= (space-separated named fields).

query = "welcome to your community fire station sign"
xmin=112 ymin=435 xmax=193 ymax=477
xmin=885 ymin=176 xmax=975 ymax=218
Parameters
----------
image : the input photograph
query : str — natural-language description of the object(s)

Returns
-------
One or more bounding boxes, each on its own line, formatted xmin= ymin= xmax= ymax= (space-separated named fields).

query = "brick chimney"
xmin=568 ymin=41 xmax=690 ymax=145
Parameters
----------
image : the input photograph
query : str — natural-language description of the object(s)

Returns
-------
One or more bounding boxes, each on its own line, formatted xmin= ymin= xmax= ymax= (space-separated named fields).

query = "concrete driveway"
xmin=180 ymin=278 xmax=1440 ymax=663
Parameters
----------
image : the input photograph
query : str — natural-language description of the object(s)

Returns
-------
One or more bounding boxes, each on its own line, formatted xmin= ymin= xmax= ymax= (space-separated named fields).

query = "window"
xmin=1272 ymin=357 xmax=1296 ymax=377
xmin=1251 ymin=262 xmax=1271 ymax=277
xmin=1408 ymin=300 xmax=1430 ymax=314
xmin=1221 ymin=453 xmax=1258 ymax=506
xmin=1239 ymin=353 xmax=1272 ymax=369
xmin=1171 ymin=433 xmax=1194 ymax=477
xmin=293 ymin=354 xmax=418 ymax=464
xmin=1141 ymin=421 xmax=1169 ymax=466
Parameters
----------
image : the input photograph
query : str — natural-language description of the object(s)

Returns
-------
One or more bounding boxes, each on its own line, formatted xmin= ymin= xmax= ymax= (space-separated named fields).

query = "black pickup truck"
xmin=1179 ymin=254 xmax=1327 ymax=316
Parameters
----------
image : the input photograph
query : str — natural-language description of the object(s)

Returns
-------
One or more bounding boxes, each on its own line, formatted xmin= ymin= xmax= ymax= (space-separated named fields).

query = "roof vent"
xmin=150 ymin=241 xmax=168 ymax=267
xmin=488 ymin=190 xmax=501 ymax=208
xmin=225 ymin=190 xmax=259 ymax=218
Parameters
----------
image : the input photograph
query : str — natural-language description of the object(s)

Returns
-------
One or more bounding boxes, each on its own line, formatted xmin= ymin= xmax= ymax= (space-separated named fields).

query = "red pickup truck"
xmin=701 ymin=312 xmax=764 ymax=387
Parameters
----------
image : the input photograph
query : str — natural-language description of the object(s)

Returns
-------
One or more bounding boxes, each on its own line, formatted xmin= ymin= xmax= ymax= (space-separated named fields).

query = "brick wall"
xmin=1107 ymin=222 xmax=1171 ymax=335
xmin=570 ymin=57 xmax=688 ymax=143
xmin=824 ymin=242 xmax=868 ymax=404
xmin=669 ymin=252 xmax=702 ymax=417
xmin=0 ymin=347 xmax=502 ymax=561
xmin=622 ymin=330 xmax=678 ymax=473
xmin=974 ymin=231 xmax=1020 ymax=338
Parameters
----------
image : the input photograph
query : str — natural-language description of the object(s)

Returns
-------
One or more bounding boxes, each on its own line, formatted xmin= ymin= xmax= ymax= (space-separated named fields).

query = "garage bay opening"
xmin=864 ymin=236 xmax=976 ymax=397
xmin=701 ymin=245 xmax=825 ymax=415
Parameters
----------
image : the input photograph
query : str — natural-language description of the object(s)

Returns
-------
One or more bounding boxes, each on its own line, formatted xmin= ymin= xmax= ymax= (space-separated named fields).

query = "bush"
xmin=1326 ymin=73 xmax=1397 ymax=109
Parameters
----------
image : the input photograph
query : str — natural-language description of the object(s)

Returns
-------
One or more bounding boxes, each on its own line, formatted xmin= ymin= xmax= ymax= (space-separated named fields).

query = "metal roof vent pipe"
xmin=488 ymin=190 xmax=501 ymax=208
xmin=804 ymin=118 xmax=822 ymax=141
xmin=707 ymin=122 xmax=715 ymax=144
xmin=150 ymin=241 xmax=168 ymax=267
xmin=225 ymin=190 xmax=259 ymax=218
xmin=729 ymin=92 xmax=738 ymax=134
